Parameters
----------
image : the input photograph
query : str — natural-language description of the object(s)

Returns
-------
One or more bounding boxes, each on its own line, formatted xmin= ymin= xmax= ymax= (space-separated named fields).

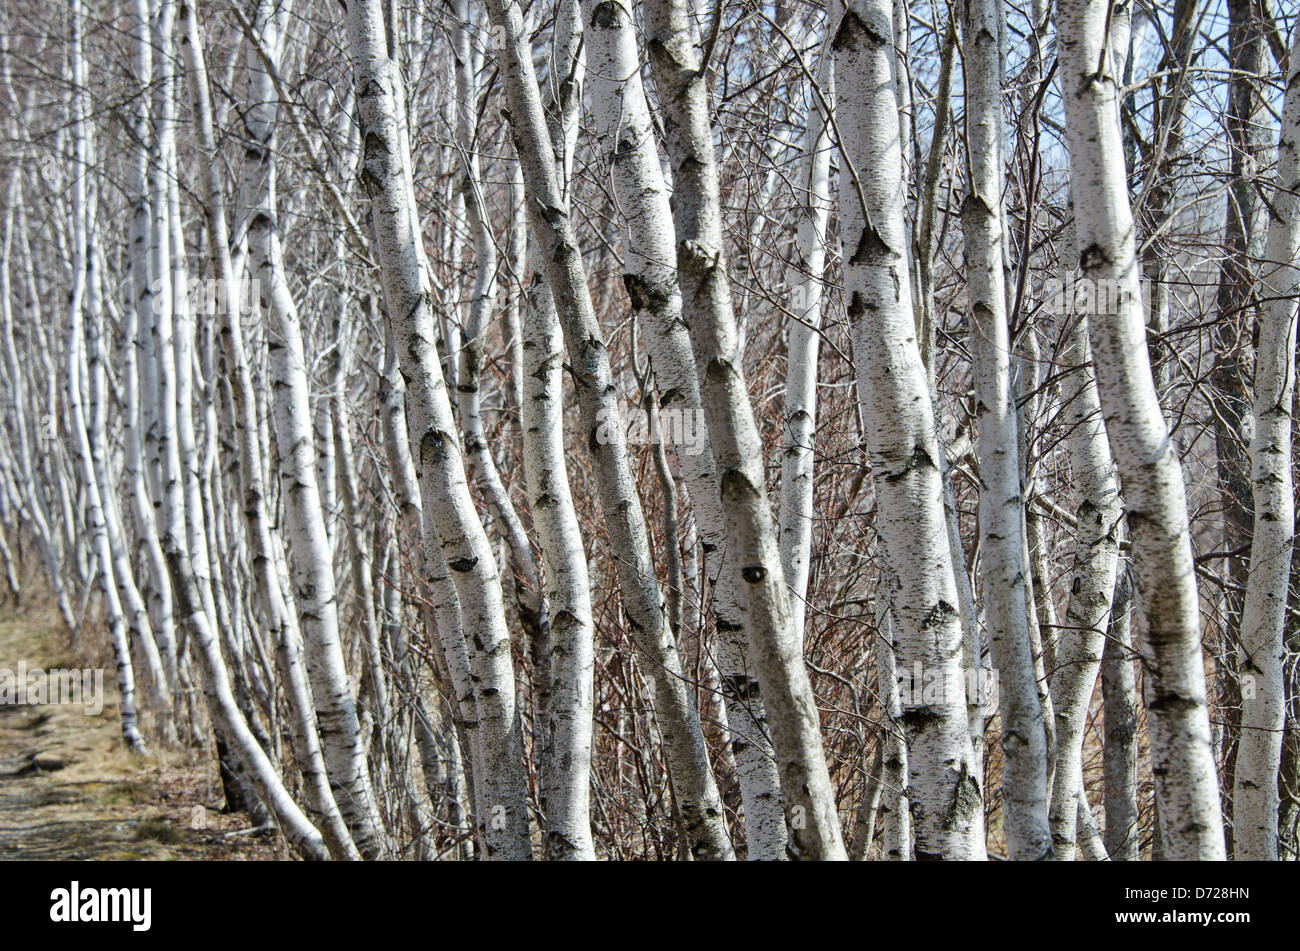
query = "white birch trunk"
xmin=1047 ymin=246 xmax=1122 ymax=860
xmin=452 ymin=1 xmax=547 ymax=651
xmin=1234 ymin=27 xmax=1300 ymax=862
xmin=961 ymin=0 xmax=1052 ymax=859
xmin=1102 ymin=561 xmax=1140 ymax=859
xmin=645 ymin=0 xmax=846 ymax=860
xmin=875 ymin=576 xmax=911 ymax=859
xmin=833 ymin=0 xmax=984 ymax=859
xmin=239 ymin=0 xmax=388 ymax=857
xmin=135 ymin=0 xmax=329 ymax=858
xmin=1054 ymin=0 xmax=1225 ymax=859
xmin=520 ymin=268 xmax=597 ymax=859
xmin=345 ymin=0 xmax=532 ymax=859
xmin=124 ymin=0 xmax=180 ymax=695
xmin=378 ymin=336 xmax=479 ymax=854
xmin=82 ymin=208 xmax=171 ymax=720
xmin=484 ymin=0 xmax=733 ymax=859
xmin=253 ymin=154 xmax=388 ymax=860
xmin=780 ymin=45 xmax=834 ymax=640
xmin=177 ymin=0 xmax=359 ymax=859
xmin=580 ymin=0 xmax=785 ymax=858
xmin=63 ymin=13 xmax=146 ymax=751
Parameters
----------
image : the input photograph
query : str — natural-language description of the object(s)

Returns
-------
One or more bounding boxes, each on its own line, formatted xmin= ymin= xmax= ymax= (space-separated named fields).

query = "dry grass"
xmin=0 ymin=568 xmax=283 ymax=862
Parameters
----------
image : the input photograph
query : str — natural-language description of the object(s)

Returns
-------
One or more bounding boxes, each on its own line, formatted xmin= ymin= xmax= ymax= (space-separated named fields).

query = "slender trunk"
xmin=1234 ymin=28 xmax=1300 ymax=861
xmin=345 ymin=0 xmax=532 ymax=858
xmin=833 ymin=0 xmax=984 ymax=860
xmin=779 ymin=44 xmax=834 ymax=639
xmin=1054 ymin=0 xmax=1226 ymax=860
xmin=241 ymin=2 xmax=388 ymax=857
xmin=379 ymin=334 xmax=479 ymax=854
xmin=645 ymin=0 xmax=845 ymax=860
xmin=875 ymin=575 xmax=910 ymax=859
xmin=1137 ymin=0 xmax=1197 ymax=395
xmin=520 ymin=269 xmax=597 ymax=859
xmin=961 ymin=0 xmax=1052 ymax=859
xmin=178 ymin=0 xmax=358 ymax=860
xmin=255 ymin=176 xmax=388 ymax=859
xmin=452 ymin=0 xmax=547 ymax=660
xmin=579 ymin=0 xmax=784 ymax=858
xmin=484 ymin=0 xmax=733 ymax=859
xmin=1047 ymin=266 xmax=1122 ymax=860
xmin=1211 ymin=0 xmax=1266 ymax=838
xmin=64 ymin=8 xmax=146 ymax=751
xmin=1101 ymin=561 xmax=1139 ymax=859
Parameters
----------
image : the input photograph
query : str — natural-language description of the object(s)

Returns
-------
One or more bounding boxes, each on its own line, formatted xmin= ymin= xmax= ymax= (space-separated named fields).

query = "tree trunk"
xmin=483 ymin=0 xmax=733 ymax=859
xmin=579 ymin=0 xmax=785 ymax=859
xmin=961 ymin=0 xmax=1053 ymax=860
xmin=1234 ymin=26 xmax=1300 ymax=861
xmin=1047 ymin=273 xmax=1122 ymax=861
xmin=645 ymin=0 xmax=846 ymax=860
xmin=344 ymin=0 xmax=532 ymax=859
xmin=1054 ymin=0 xmax=1226 ymax=860
xmin=833 ymin=0 xmax=985 ymax=860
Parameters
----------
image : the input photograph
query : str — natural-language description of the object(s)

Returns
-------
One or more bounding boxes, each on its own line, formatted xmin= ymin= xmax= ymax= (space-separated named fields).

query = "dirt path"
xmin=0 ymin=604 xmax=280 ymax=860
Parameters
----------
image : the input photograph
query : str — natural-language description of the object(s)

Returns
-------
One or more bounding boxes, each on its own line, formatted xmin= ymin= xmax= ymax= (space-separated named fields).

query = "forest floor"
xmin=0 ymin=595 xmax=281 ymax=861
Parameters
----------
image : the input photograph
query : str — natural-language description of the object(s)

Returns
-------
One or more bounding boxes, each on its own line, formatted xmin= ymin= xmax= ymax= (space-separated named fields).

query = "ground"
xmin=0 ymin=598 xmax=281 ymax=861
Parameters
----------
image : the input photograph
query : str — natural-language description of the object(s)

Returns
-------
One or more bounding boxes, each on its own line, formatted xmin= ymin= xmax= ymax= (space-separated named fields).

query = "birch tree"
xmin=240 ymin=1 xmax=388 ymax=857
xmin=1054 ymin=0 xmax=1225 ymax=859
xmin=580 ymin=0 xmax=785 ymax=859
xmin=64 ymin=0 xmax=145 ymax=753
xmin=344 ymin=0 xmax=532 ymax=859
xmin=834 ymin=0 xmax=984 ymax=860
xmin=960 ymin=0 xmax=1052 ymax=860
xmin=779 ymin=42 xmax=834 ymax=643
xmin=0 ymin=0 xmax=1294 ymax=866
xmin=645 ymin=0 xmax=846 ymax=861
xmin=1047 ymin=237 xmax=1122 ymax=861
xmin=1234 ymin=25 xmax=1300 ymax=861
xmin=483 ymin=0 xmax=733 ymax=859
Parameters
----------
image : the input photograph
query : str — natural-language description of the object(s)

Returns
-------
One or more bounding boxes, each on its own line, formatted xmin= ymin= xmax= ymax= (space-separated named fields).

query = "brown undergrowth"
xmin=0 ymin=572 xmax=282 ymax=861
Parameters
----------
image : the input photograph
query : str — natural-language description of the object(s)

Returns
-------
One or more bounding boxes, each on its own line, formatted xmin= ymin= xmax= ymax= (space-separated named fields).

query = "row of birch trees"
xmin=0 ymin=0 xmax=1296 ymax=859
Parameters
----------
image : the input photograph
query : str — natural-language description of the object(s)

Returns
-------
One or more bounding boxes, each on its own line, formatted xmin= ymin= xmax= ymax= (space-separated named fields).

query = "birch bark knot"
xmin=646 ymin=36 xmax=694 ymax=77
xmin=418 ymin=428 xmax=456 ymax=466
xmin=882 ymin=444 xmax=939 ymax=482
xmin=832 ymin=8 xmax=891 ymax=52
xmin=679 ymin=238 xmax=720 ymax=272
xmin=590 ymin=0 xmax=628 ymax=30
